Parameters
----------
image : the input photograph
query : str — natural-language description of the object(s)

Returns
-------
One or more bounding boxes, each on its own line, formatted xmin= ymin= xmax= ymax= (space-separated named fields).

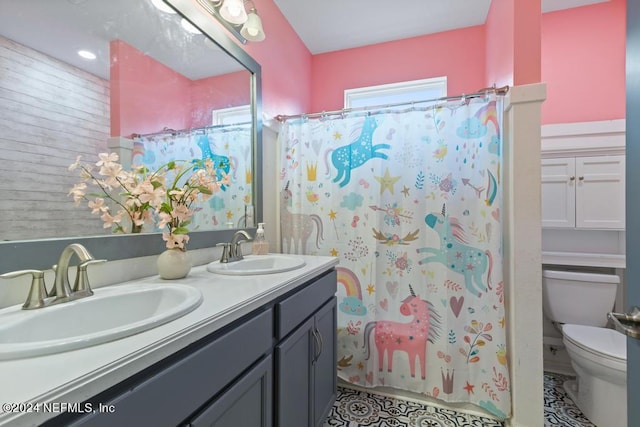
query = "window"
xmin=344 ymin=77 xmax=447 ymax=110
xmin=211 ymin=105 xmax=252 ymax=125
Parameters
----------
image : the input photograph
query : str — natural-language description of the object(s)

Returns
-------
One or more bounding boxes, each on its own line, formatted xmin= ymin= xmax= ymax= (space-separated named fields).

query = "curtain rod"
xmin=275 ymin=85 xmax=509 ymax=122
xmin=131 ymin=121 xmax=251 ymax=138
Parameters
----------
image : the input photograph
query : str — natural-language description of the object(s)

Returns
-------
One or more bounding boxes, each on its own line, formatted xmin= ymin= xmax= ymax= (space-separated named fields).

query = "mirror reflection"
xmin=0 ymin=0 xmax=254 ymax=241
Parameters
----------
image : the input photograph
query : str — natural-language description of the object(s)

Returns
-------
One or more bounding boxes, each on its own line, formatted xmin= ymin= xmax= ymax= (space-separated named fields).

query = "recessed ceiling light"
xmin=181 ymin=18 xmax=202 ymax=34
xmin=78 ymin=50 xmax=97 ymax=60
xmin=151 ymin=0 xmax=176 ymax=14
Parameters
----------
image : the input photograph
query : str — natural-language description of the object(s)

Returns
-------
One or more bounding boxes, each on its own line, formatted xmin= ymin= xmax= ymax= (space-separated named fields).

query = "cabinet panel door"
xmin=312 ymin=298 xmax=337 ymax=427
xmin=275 ymin=317 xmax=314 ymax=427
xmin=541 ymin=158 xmax=576 ymax=228
xmin=576 ymin=155 xmax=625 ymax=229
xmin=189 ymin=355 xmax=272 ymax=427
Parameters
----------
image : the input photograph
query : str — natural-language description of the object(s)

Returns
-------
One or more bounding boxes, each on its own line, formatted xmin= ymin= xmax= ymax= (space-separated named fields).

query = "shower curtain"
xmin=133 ymin=124 xmax=254 ymax=230
xmin=278 ymin=95 xmax=510 ymax=419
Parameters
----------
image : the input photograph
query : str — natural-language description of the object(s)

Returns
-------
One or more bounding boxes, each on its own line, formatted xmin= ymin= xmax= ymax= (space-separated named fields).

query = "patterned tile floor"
xmin=324 ymin=372 xmax=595 ymax=426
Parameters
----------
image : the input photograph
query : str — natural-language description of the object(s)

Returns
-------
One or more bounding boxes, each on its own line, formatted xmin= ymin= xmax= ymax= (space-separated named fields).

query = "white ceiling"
xmin=273 ymin=0 xmax=611 ymax=54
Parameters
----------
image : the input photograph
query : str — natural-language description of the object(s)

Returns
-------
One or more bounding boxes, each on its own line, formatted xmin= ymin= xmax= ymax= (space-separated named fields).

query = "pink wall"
xmin=485 ymin=0 xmax=514 ymax=87
xmin=541 ymin=0 xmax=625 ymax=124
xmin=241 ymin=0 xmax=312 ymax=117
xmin=309 ymin=26 xmax=486 ymax=113
xmin=110 ymin=40 xmax=191 ymax=137
xmin=485 ymin=0 xmax=541 ymax=88
xmin=514 ymin=0 xmax=541 ymax=86
xmin=190 ymin=71 xmax=251 ymax=128
xmin=111 ymin=41 xmax=251 ymax=136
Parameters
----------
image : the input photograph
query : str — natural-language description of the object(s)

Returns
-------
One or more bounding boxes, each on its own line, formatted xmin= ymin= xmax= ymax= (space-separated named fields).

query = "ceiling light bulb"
xmin=151 ymin=0 xmax=176 ymax=14
xmin=219 ymin=0 xmax=248 ymax=25
xmin=240 ymin=10 xmax=265 ymax=42
xmin=181 ymin=18 xmax=202 ymax=34
xmin=77 ymin=50 xmax=97 ymax=60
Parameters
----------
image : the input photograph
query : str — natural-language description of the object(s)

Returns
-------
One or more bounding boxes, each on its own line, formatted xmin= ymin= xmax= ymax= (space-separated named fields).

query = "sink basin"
xmin=206 ymin=254 xmax=306 ymax=275
xmin=0 ymin=283 xmax=202 ymax=360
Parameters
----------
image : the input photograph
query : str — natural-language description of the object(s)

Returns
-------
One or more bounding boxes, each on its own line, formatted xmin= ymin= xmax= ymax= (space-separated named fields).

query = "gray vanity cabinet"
xmin=276 ymin=298 xmax=337 ymax=427
xmin=275 ymin=271 xmax=337 ymax=427
xmin=43 ymin=268 xmax=337 ymax=427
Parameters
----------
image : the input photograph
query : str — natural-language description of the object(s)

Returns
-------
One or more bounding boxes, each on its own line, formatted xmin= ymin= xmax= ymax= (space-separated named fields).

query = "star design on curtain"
xmin=463 ymin=381 xmax=475 ymax=395
xmin=374 ymin=168 xmax=400 ymax=195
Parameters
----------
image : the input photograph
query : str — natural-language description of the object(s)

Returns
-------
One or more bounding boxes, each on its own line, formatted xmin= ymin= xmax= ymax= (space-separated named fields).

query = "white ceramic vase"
xmin=157 ymin=248 xmax=192 ymax=280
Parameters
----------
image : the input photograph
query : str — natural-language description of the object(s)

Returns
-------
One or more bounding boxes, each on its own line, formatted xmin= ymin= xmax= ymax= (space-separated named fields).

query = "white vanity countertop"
xmin=0 ymin=255 xmax=338 ymax=427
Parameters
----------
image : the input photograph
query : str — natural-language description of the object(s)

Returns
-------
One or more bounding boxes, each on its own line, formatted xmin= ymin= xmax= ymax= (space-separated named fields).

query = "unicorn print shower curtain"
xmin=278 ymin=95 xmax=510 ymax=419
xmin=133 ymin=124 xmax=253 ymax=230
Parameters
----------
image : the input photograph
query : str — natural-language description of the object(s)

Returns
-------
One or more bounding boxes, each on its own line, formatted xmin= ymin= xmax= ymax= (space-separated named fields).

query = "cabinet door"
xmin=575 ymin=155 xmax=625 ymax=229
xmin=276 ymin=316 xmax=314 ymax=427
xmin=312 ymin=298 xmax=337 ymax=427
xmin=541 ymin=158 xmax=576 ymax=228
xmin=189 ymin=355 xmax=272 ymax=427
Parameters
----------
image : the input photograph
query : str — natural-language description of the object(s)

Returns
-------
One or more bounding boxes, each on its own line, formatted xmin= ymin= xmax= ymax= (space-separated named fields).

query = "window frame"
xmin=344 ymin=77 xmax=447 ymax=110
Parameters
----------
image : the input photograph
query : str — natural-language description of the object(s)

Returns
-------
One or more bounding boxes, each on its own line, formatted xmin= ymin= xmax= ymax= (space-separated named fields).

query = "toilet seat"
xmin=563 ymin=324 xmax=626 ymax=366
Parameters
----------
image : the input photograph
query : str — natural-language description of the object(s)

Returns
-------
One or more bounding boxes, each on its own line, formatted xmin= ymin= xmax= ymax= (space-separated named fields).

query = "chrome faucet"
xmin=0 ymin=243 xmax=106 ymax=310
xmin=219 ymin=230 xmax=252 ymax=263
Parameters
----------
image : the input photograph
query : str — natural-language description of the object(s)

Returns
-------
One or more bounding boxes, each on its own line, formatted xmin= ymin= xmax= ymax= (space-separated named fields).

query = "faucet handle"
xmin=0 ymin=269 xmax=48 ymax=310
xmin=232 ymin=241 xmax=246 ymax=261
xmin=216 ymin=243 xmax=232 ymax=263
xmin=72 ymin=259 xmax=106 ymax=296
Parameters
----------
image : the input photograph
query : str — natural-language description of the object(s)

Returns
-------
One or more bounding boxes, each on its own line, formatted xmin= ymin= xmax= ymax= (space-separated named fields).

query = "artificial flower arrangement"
xmin=68 ymin=152 xmax=228 ymax=250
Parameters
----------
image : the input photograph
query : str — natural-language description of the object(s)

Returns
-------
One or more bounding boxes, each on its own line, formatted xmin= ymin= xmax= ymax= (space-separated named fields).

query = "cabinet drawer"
xmin=66 ymin=309 xmax=273 ymax=427
xmin=276 ymin=270 xmax=336 ymax=340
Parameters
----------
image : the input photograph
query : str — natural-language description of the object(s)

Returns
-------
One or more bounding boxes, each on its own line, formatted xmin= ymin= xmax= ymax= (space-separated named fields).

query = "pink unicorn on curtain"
xmin=363 ymin=285 xmax=441 ymax=380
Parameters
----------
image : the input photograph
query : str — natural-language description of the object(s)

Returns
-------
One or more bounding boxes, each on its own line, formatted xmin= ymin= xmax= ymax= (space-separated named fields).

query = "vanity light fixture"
xmin=240 ymin=5 xmax=265 ymax=42
xmin=197 ymin=0 xmax=266 ymax=44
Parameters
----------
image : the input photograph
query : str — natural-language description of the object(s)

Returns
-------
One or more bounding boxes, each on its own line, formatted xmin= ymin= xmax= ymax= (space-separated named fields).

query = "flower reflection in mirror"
xmin=68 ymin=153 xmax=229 ymax=249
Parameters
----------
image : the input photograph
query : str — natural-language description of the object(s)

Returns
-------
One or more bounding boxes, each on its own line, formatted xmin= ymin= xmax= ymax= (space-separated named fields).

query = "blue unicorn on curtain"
xmin=416 ymin=204 xmax=494 ymax=297
xmin=326 ymin=116 xmax=389 ymax=187
xmin=196 ymin=135 xmax=232 ymax=190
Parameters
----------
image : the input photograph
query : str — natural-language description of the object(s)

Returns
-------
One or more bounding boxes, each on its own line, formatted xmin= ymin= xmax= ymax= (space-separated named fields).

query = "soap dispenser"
xmin=252 ymin=223 xmax=269 ymax=255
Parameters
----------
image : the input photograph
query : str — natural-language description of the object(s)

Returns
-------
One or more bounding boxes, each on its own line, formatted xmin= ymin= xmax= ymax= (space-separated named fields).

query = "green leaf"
xmin=172 ymin=226 xmax=189 ymax=235
xmin=159 ymin=202 xmax=172 ymax=214
xmin=198 ymin=186 xmax=212 ymax=195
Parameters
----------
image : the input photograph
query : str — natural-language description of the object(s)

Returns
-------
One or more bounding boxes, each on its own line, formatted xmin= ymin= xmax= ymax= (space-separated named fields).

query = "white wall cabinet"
xmin=541 ymin=155 xmax=625 ymax=229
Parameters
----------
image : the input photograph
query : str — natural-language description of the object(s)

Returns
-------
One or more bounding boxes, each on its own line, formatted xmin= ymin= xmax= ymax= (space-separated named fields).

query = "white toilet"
xmin=543 ymin=269 xmax=627 ymax=427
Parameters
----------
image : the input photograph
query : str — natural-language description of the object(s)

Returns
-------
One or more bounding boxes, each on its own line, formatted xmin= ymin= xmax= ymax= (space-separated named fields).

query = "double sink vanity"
xmin=0 ymin=249 xmax=338 ymax=427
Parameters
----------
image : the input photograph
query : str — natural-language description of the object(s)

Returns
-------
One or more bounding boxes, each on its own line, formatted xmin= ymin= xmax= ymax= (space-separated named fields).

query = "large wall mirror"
xmin=0 ymin=0 xmax=262 ymax=271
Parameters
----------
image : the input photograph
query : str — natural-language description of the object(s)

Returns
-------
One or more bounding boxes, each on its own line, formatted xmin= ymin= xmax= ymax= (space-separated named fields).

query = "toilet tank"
xmin=542 ymin=269 xmax=619 ymax=327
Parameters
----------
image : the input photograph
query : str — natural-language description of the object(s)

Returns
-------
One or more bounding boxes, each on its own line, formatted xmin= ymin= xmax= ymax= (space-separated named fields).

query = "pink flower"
xmin=96 ymin=152 xmax=119 ymax=167
xmin=88 ymin=197 xmax=107 ymax=214
xmin=68 ymin=155 xmax=83 ymax=171
xmin=100 ymin=211 xmax=122 ymax=229
xmin=395 ymin=253 xmax=409 ymax=270
xmin=172 ymin=203 xmax=191 ymax=222
xmin=163 ymin=232 xmax=190 ymax=250
xmin=68 ymin=182 xmax=87 ymax=204
xmin=157 ymin=212 xmax=173 ymax=229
